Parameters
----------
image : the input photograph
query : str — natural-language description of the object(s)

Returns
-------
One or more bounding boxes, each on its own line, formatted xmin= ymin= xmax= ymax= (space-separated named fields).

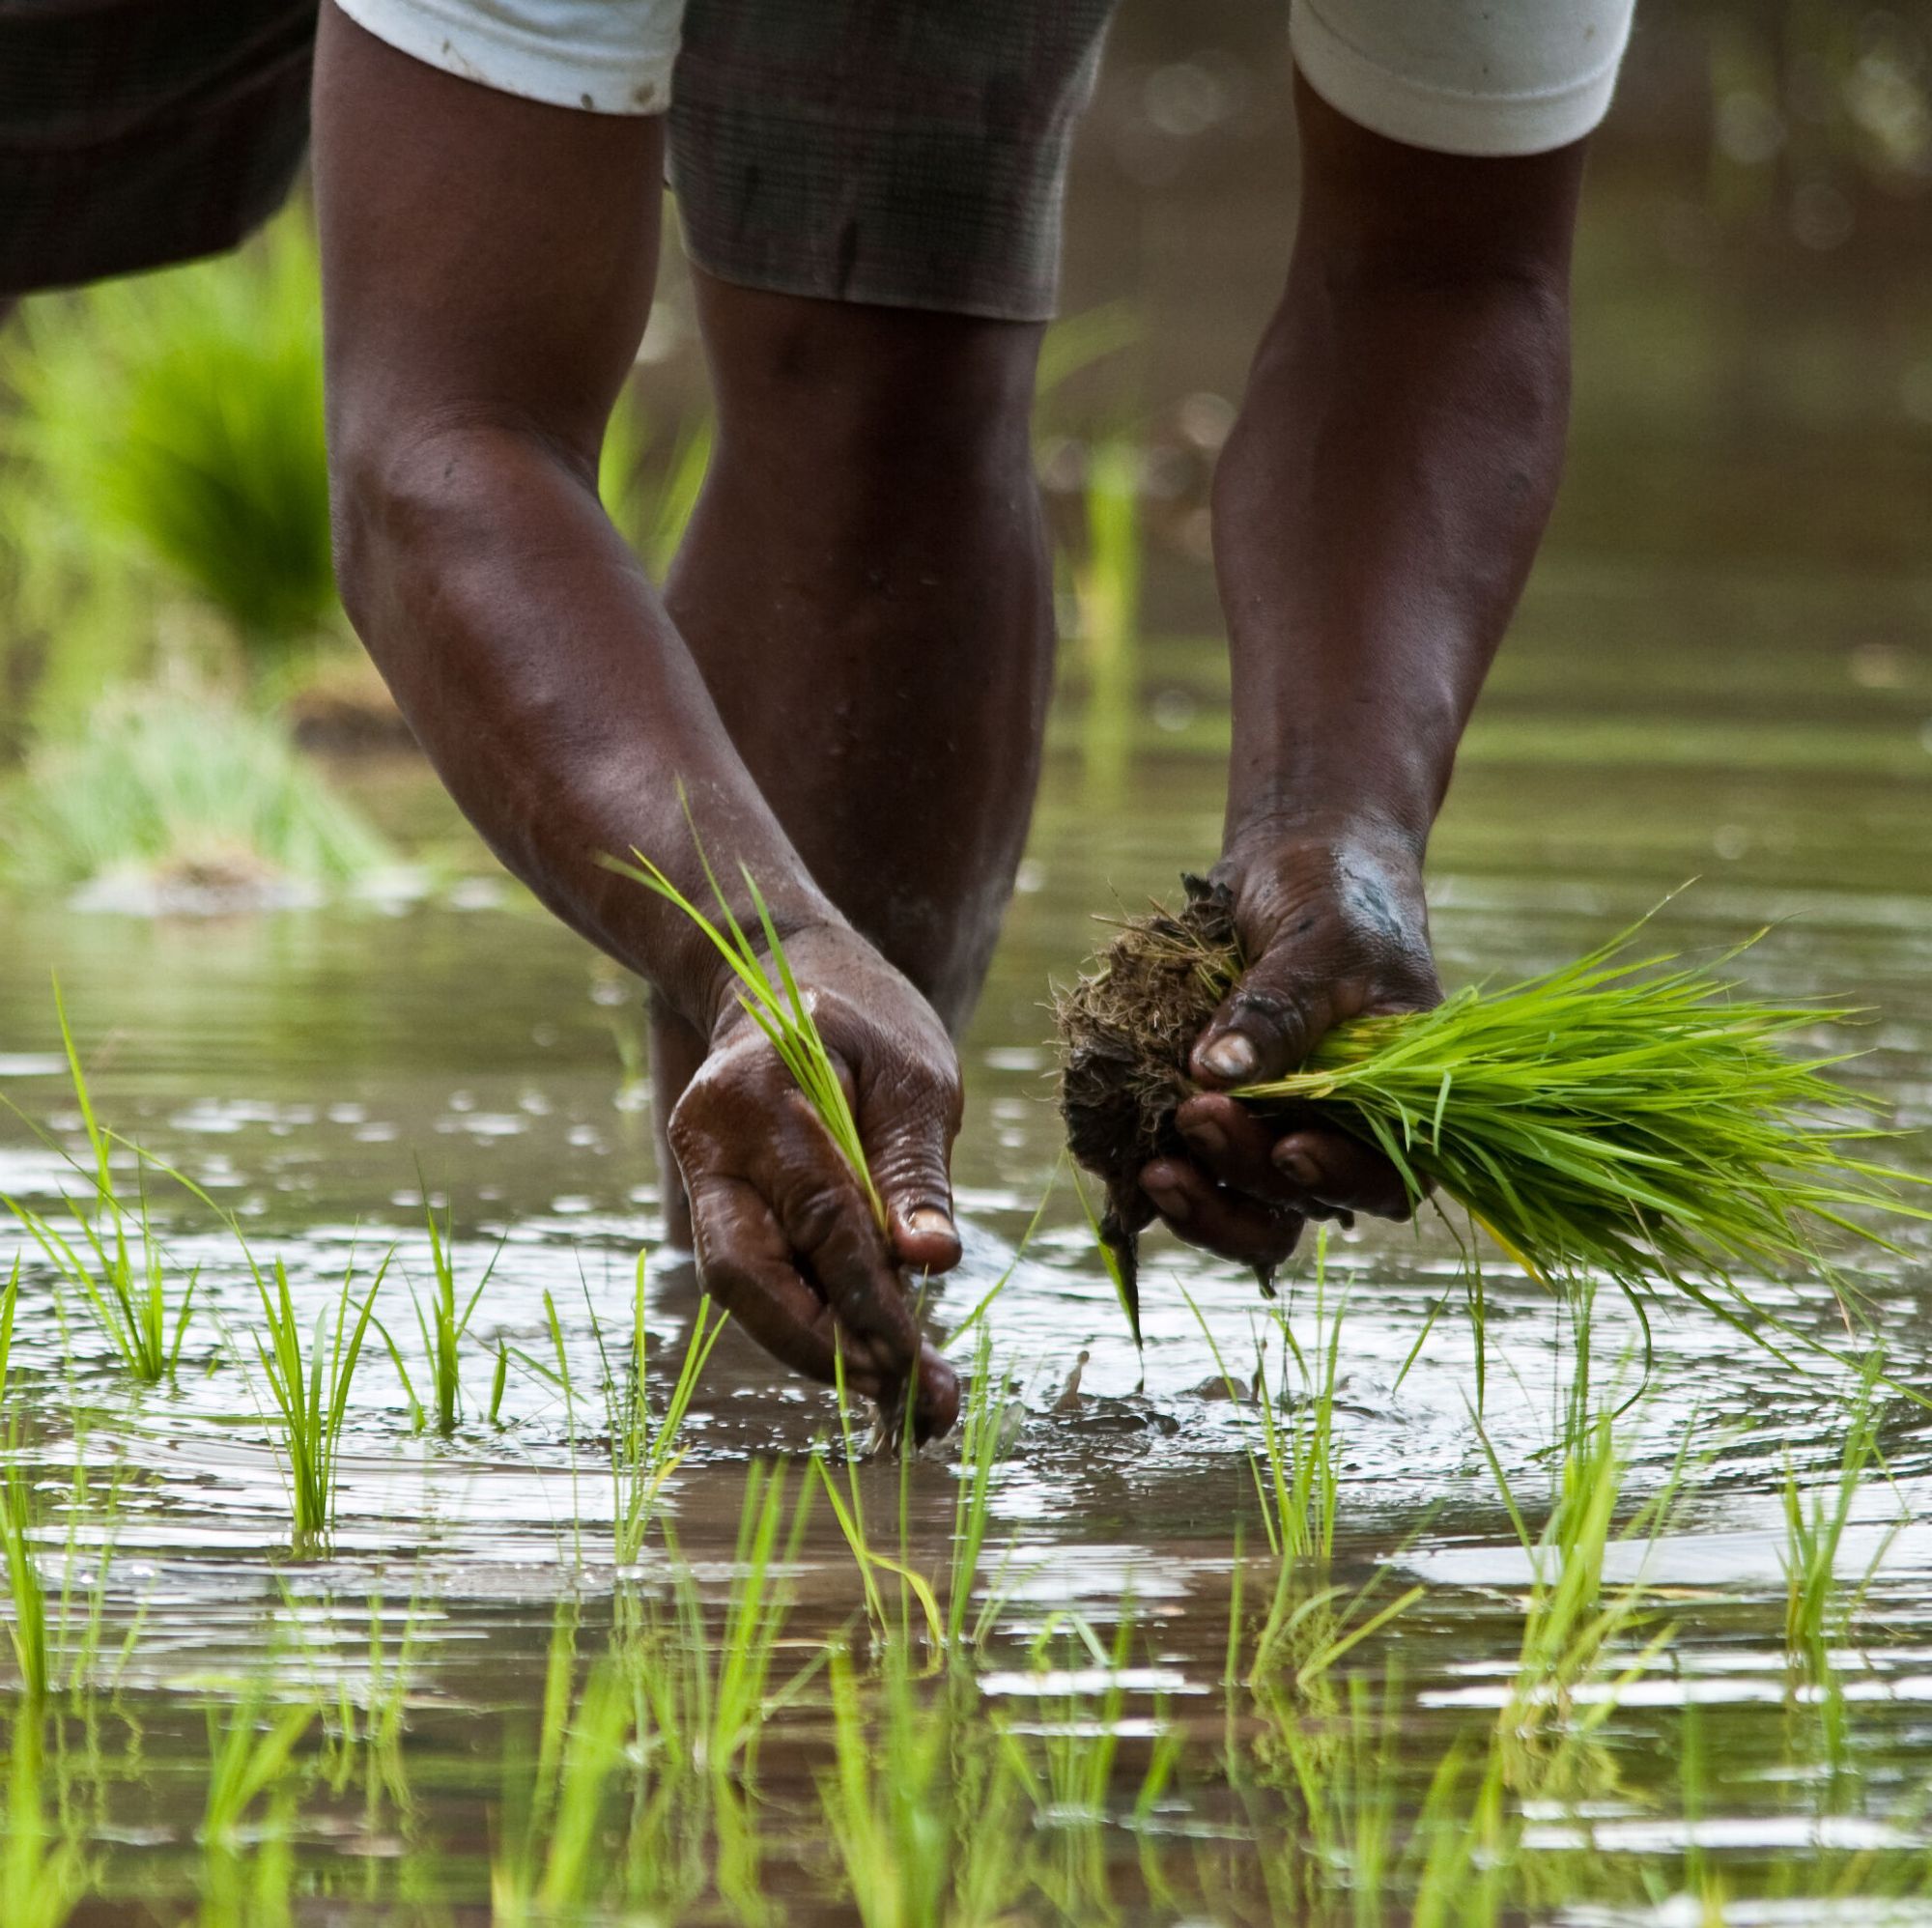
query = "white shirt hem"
xmin=1291 ymin=1 xmax=1630 ymax=156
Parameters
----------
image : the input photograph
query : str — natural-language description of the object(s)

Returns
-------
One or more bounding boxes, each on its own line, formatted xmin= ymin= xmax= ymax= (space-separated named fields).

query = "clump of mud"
xmin=1053 ymin=873 xmax=1243 ymax=1316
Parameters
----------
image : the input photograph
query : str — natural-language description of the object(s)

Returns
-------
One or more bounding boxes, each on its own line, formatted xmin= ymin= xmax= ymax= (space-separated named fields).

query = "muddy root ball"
xmin=1053 ymin=872 xmax=1243 ymax=1316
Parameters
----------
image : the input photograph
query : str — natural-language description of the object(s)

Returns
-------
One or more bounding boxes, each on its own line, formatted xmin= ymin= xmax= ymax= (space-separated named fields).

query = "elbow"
xmin=327 ymin=419 xmax=415 ymax=650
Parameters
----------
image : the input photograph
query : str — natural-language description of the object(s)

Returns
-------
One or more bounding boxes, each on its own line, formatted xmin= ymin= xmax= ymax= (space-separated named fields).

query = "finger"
xmin=766 ymin=1151 xmax=926 ymax=1386
xmin=1139 ymin=1158 xmax=1304 ymax=1269
xmin=684 ymin=1173 xmax=891 ymax=1397
xmin=1175 ymin=1093 xmax=1313 ymax=1206
xmin=857 ymin=1060 xmax=964 ymax=1277
xmin=1189 ymin=952 xmax=1338 ymax=1092
xmin=911 ymin=1342 xmax=962 ymax=1443
xmin=1274 ymin=1127 xmax=1420 ymax=1221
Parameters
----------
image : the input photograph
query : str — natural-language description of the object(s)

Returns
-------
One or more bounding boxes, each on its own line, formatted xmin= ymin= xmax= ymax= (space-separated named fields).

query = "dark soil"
xmin=1054 ymin=873 xmax=1242 ymax=1324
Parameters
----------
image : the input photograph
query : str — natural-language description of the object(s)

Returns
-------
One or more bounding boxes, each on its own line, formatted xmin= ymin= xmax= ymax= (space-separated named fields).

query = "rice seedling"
xmin=1473 ymin=1315 xmax=1684 ymax=1764
xmin=2 ymin=686 xmax=392 ymax=897
xmin=0 ymin=1439 xmax=132 ymax=1708
xmin=619 ymin=1458 xmax=818 ymax=1784
xmin=819 ymin=1347 xmax=944 ymax=1649
xmin=586 ymin=1257 xmax=727 ymax=1566
xmin=1781 ymin=1352 xmax=1896 ymax=1679
xmin=597 ymin=391 xmax=714 ymax=580
xmin=0 ymin=1456 xmax=47 ymax=1705
xmin=3 ymin=985 xmax=194 ymax=1385
xmin=0 ymin=1256 xmax=17 ymax=1406
xmin=604 ymin=818 xmax=883 ymax=1233
xmin=380 ymin=1187 xmax=502 ymax=1438
xmin=1060 ymin=898 xmax=1931 ymax=1375
xmin=945 ymin=1327 xmax=1020 ymax=1650
xmin=1072 ymin=437 xmax=1142 ymax=796
xmin=248 ymin=1252 xmax=386 ymax=1549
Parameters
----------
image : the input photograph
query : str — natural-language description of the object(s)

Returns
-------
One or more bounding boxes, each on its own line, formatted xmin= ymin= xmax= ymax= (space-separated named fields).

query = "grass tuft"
xmin=250 ymin=1253 xmax=386 ymax=1549
xmin=2 ymin=687 xmax=391 ymax=898
xmin=4 ymin=982 xmax=194 ymax=1384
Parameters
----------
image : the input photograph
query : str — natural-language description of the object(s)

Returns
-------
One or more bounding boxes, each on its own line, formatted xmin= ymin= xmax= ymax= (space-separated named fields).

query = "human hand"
xmin=668 ymin=923 xmax=963 ymax=1440
xmin=1137 ymin=829 xmax=1441 ymax=1278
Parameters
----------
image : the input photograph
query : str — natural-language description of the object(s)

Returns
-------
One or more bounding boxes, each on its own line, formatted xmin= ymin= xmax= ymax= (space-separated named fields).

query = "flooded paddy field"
xmin=5 ymin=6 xmax=1932 ymax=1921
xmin=4 ymin=580 xmax=1931 ymax=1923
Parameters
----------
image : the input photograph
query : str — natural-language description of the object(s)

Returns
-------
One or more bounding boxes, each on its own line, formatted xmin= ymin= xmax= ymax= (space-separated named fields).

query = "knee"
xmin=702 ymin=287 xmax=1040 ymax=499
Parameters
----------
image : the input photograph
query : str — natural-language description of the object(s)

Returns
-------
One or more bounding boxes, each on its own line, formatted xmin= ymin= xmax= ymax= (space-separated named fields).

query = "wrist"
xmin=696 ymin=911 xmax=857 ymax=1045
xmin=1220 ymin=804 xmax=1426 ymax=878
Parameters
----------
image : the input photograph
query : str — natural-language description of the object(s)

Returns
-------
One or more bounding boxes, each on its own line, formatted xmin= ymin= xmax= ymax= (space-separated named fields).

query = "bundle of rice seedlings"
xmin=1056 ymin=879 xmax=1930 ymax=1370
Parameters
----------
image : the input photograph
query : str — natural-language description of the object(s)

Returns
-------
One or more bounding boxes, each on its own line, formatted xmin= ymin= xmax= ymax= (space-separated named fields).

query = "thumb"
xmin=1189 ymin=950 xmax=1336 ymax=1091
xmin=859 ymin=1063 xmax=964 ymax=1275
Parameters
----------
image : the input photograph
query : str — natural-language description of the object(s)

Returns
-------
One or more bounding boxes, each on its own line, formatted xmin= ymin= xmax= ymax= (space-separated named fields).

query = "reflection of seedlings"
xmin=2 ymin=1714 xmax=90 ymax=1928
xmin=1060 ymin=895 xmax=1930 ymax=1380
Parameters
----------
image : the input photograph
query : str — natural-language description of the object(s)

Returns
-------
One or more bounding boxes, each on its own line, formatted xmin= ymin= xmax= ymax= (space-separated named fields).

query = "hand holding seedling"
xmin=669 ymin=924 xmax=963 ymax=1439
xmin=1136 ymin=836 xmax=1440 ymax=1275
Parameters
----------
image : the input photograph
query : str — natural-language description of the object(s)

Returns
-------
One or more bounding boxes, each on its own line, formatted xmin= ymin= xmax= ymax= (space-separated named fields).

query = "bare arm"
xmin=1144 ymin=76 xmax=1586 ymax=1264
xmin=312 ymin=6 xmax=960 ymax=1430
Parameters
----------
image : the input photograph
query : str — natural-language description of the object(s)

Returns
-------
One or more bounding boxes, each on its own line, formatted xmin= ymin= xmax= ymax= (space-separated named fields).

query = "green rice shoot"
xmin=1233 ymin=925 xmax=1931 ymax=1374
xmin=604 ymin=826 xmax=884 ymax=1233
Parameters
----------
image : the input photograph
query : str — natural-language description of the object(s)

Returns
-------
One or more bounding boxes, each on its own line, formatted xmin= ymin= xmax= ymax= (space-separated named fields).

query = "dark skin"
xmin=313 ymin=0 xmax=1583 ymax=1434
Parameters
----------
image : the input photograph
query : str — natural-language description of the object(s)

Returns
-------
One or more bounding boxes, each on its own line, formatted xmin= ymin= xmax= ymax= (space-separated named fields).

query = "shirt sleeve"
xmin=334 ymin=0 xmax=685 ymax=115
xmin=1291 ymin=0 xmax=1635 ymax=156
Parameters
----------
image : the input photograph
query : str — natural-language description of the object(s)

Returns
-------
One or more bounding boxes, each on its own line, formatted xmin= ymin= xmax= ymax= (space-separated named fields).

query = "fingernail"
xmin=1200 ymin=1034 xmax=1258 ymax=1082
xmin=1183 ymin=1117 xmax=1228 ymax=1159
xmin=1275 ymin=1145 xmax=1320 ymax=1189
xmin=906 ymin=1205 xmax=957 ymax=1242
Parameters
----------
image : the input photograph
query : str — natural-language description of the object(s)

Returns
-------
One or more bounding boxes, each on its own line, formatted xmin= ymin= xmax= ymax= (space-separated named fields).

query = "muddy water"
xmin=3 ymin=557 xmax=1931 ymax=1919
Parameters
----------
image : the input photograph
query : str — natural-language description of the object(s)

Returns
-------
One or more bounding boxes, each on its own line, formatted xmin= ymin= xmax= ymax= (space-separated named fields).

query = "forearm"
xmin=1214 ymin=82 xmax=1583 ymax=862
xmin=333 ymin=420 xmax=840 ymax=1033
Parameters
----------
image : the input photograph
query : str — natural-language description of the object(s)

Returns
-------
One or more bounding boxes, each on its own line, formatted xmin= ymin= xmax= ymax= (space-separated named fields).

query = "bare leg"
xmin=652 ymin=273 xmax=1054 ymax=1243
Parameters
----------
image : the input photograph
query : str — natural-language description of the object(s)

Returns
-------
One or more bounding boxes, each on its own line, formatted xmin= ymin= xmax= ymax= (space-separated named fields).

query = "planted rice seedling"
xmin=381 ymin=1188 xmax=502 ymax=1437
xmin=4 ymin=987 xmax=194 ymax=1385
xmin=492 ymin=1656 xmax=635 ymax=1926
xmin=201 ymin=1686 xmax=316 ymax=1852
xmin=0 ymin=1457 xmax=47 ymax=1704
xmin=1781 ymin=1353 xmax=1896 ymax=1676
xmin=619 ymin=1458 xmax=817 ymax=1785
xmin=1473 ymin=1313 xmax=1684 ymax=1761
xmin=1059 ymin=893 xmax=1930 ymax=1369
xmin=945 ymin=1327 xmax=1021 ymax=1650
xmin=249 ymin=1253 xmax=386 ymax=1549
xmin=588 ymin=1258 xmax=727 ymax=1566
